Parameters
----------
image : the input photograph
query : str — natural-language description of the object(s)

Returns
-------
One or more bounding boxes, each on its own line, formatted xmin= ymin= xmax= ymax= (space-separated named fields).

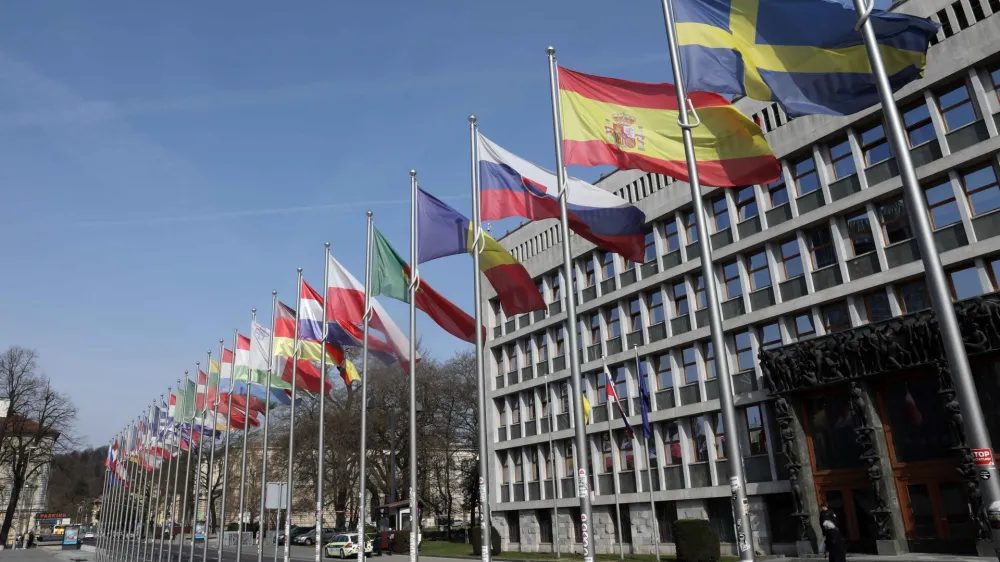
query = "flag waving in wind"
xmin=477 ymin=132 xmax=646 ymax=263
xmin=416 ymin=187 xmax=545 ymax=315
xmin=672 ymin=0 xmax=938 ymax=117
xmin=604 ymin=367 xmax=635 ymax=439
xmin=297 ymin=281 xmax=362 ymax=387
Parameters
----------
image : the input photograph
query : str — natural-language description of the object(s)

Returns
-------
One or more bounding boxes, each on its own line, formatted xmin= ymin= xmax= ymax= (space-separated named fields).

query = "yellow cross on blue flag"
xmin=672 ymin=0 xmax=939 ymax=117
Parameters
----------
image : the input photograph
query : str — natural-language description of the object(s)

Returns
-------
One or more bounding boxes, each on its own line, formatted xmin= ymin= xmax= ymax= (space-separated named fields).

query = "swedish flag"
xmin=673 ymin=0 xmax=939 ymax=117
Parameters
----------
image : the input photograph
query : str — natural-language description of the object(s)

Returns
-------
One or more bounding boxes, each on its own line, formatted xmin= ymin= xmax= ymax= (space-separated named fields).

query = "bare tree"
xmin=0 ymin=346 xmax=78 ymax=543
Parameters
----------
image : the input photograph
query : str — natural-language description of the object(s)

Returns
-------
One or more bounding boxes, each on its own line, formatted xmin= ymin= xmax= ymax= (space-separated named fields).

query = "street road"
xmin=96 ymin=540 xmax=444 ymax=562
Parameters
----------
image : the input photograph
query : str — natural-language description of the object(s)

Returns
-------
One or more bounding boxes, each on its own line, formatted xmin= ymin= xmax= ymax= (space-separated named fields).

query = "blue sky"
xmin=0 ymin=1 xmax=688 ymax=445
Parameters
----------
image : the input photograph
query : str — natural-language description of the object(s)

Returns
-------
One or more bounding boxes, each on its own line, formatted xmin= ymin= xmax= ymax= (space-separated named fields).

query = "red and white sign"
xmin=972 ymin=448 xmax=994 ymax=466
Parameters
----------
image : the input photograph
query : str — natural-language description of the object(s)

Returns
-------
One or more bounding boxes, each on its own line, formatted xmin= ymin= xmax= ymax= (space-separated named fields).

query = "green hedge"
xmin=672 ymin=519 xmax=720 ymax=562
xmin=390 ymin=530 xmax=412 ymax=554
xmin=470 ymin=526 xmax=501 ymax=556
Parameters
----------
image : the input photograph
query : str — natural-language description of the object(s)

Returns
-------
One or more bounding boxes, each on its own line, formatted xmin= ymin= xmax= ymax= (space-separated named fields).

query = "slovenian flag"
xmin=477 ymin=132 xmax=646 ymax=263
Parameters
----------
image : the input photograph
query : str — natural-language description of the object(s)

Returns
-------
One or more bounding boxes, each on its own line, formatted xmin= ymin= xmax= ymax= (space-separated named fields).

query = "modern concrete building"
xmin=483 ymin=0 xmax=1000 ymax=556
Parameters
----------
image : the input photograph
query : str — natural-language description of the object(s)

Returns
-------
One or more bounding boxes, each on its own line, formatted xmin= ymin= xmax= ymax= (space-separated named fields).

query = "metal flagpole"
xmin=189 ymin=360 xmax=208 ymax=562
xmin=125 ymin=416 xmax=141 ymax=562
xmin=220 ymin=331 xmax=239 ymax=562
xmin=316 ymin=255 xmax=328 ymax=562
xmin=119 ymin=424 xmax=138 ymax=562
xmin=168 ymin=380 xmax=184 ymax=562
xmin=158 ymin=392 xmax=175 ymax=562
xmin=468 ymin=116 xmax=494 ymax=562
xmin=113 ymin=425 xmax=132 ymax=562
xmin=635 ymin=348 xmax=660 ymax=562
xmin=601 ymin=362 xmax=624 ymax=561
xmin=852 ymin=1 xmax=1000 ymax=553
xmin=145 ymin=401 xmax=164 ymax=562
xmin=657 ymin=4 xmax=755 ymax=558
xmin=150 ymin=395 xmax=167 ymax=562
xmin=237 ymin=310 xmax=258 ymax=562
xmin=97 ymin=441 xmax=111 ymax=561
xmin=101 ymin=435 xmax=118 ymax=560
xmin=545 ymin=46 xmax=595 ymax=562
xmin=107 ymin=432 xmax=124 ymax=560
xmin=283 ymin=269 xmax=303 ymax=562
xmin=357 ymin=219 xmax=373 ymax=562
xmin=545 ymin=377 xmax=559 ymax=559
xmin=205 ymin=347 xmax=223 ymax=562
xmin=132 ymin=409 xmax=152 ymax=562
xmin=258 ymin=291 xmax=278 ymax=562
xmin=178 ymin=370 xmax=197 ymax=562
xmin=408 ymin=170 xmax=420 ymax=562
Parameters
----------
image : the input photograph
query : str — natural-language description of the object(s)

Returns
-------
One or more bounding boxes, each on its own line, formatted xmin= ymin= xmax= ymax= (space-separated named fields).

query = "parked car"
xmin=294 ymin=528 xmax=336 ymax=546
xmin=276 ymin=525 xmax=311 ymax=545
xmin=324 ymin=533 xmax=373 ymax=559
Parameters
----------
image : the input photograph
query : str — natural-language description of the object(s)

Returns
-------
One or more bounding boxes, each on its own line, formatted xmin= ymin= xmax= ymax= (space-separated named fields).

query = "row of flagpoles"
xmin=93 ymin=1 xmax=1000 ymax=562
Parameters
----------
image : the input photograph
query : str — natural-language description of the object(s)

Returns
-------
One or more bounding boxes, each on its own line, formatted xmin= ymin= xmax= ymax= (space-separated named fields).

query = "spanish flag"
xmin=558 ymin=67 xmax=780 ymax=188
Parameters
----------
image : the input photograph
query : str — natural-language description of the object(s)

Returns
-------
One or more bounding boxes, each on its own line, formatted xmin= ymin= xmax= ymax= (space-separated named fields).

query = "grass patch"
xmin=419 ymin=541 xmax=740 ymax=561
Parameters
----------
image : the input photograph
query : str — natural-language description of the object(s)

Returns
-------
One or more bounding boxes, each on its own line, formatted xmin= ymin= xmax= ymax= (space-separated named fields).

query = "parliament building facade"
xmin=482 ymin=0 xmax=1000 ymax=556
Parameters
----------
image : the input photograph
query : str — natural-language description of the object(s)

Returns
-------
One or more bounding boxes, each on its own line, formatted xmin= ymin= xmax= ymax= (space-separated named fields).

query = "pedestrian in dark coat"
xmin=822 ymin=520 xmax=846 ymax=562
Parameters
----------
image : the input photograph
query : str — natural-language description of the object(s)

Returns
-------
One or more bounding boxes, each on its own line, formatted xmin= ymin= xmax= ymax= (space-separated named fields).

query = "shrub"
xmin=672 ymin=519 xmax=720 ymax=562
xmin=390 ymin=530 xmax=410 ymax=554
xmin=470 ymin=526 xmax=501 ymax=556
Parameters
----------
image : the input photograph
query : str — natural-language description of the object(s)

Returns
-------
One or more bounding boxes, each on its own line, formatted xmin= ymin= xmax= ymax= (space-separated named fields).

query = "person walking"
xmin=27 ymin=531 xmax=35 ymax=548
xmin=822 ymin=519 xmax=846 ymax=562
xmin=15 ymin=534 xmax=23 ymax=549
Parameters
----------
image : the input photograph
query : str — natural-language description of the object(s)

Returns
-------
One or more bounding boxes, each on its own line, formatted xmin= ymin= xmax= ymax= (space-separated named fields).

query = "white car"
xmin=324 ymin=533 xmax=373 ymax=559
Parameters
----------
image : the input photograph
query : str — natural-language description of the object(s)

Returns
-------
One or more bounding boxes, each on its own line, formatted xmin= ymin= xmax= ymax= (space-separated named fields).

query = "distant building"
xmin=0 ymin=399 xmax=57 ymax=542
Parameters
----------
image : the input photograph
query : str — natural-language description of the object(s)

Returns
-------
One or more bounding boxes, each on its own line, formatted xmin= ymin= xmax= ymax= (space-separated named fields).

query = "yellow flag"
xmin=582 ymin=394 xmax=591 ymax=424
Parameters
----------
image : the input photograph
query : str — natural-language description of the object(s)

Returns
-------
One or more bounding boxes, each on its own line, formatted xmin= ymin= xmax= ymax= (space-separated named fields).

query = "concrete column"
xmin=492 ymin=513 xmax=511 ymax=552
xmin=629 ymin=503 xmax=657 ymax=555
xmin=519 ymin=511 xmax=539 ymax=553
xmin=775 ymin=396 xmax=822 ymax=556
xmin=594 ymin=507 xmax=617 ymax=554
xmin=675 ymin=499 xmax=708 ymax=520
xmin=747 ymin=495 xmax=771 ymax=555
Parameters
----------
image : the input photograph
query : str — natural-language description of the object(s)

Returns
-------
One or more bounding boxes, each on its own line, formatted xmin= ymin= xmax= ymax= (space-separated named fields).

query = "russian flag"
xmin=477 ymin=133 xmax=646 ymax=263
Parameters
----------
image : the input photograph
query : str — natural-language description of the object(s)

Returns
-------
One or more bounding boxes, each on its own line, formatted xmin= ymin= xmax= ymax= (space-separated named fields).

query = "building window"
xmin=761 ymin=322 xmax=782 ymax=350
xmin=491 ymin=300 xmax=501 ymax=327
xmin=551 ymin=273 xmax=561 ymax=303
xmin=607 ymin=307 xmax=621 ymax=338
xmin=736 ymin=186 xmax=758 ymax=221
xmin=655 ymin=354 xmax=672 ymax=390
xmin=766 ymin=175 xmax=788 ymax=207
xmin=673 ymin=281 xmax=689 ymax=316
xmin=648 ymin=291 xmax=664 ymax=325
xmin=748 ymin=251 xmax=771 ymax=290
xmin=525 ymin=393 xmax=535 ymax=421
xmin=555 ymin=328 xmax=565 ymax=356
xmin=560 ymin=383 xmax=569 ymax=414
xmin=563 ymin=439 xmax=574 ymax=474
xmin=937 ymin=82 xmax=977 ymax=131
xmin=664 ymin=219 xmax=680 ymax=253
xmin=502 ymin=457 xmax=510 ymax=485
xmin=703 ymin=342 xmax=716 ymax=380
xmin=589 ymin=313 xmax=601 ymax=344
xmin=584 ymin=257 xmax=596 ymax=287
xmin=822 ymin=301 xmax=851 ymax=333
xmin=538 ymin=510 xmax=552 ymax=543
xmin=628 ymin=298 xmax=642 ymax=332
xmin=711 ymin=413 xmax=726 ymax=459
xmin=682 ymin=346 xmax=698 ymax=385
xmin=685 ymin=210 xmax=699 ymax=244
xmin=991 ymin=64 xmax=1000 ymax=105
xmin=601 ymin=434 xmax=614 ymax=473
xmin=845 ymin=211 xmax=876 ymax=256
xmin=961 ymin=164 xmax=1000 ymax=216
xmin=780 ymin=239 xmax=804 ymax=279
xmin=691 ymin=416 xmax=709 ymax=462
xmin=735 ymin=330 xmax=754 ymax=372
xmin=690 ymin=275 xmax=705 ymax=311
xmin=602 ymin=251 xmax=615 ymax=280
xmin=507 ymin=345 xmax=518 ymax=372
xmin=830 ymin=138 xmax=856 ymax=179
xmin=663 ymin=421 xmax=682 ymax=465
xmin=540 ymin=388 xmax=549 ymax=420
xmin=863 ymin=290 xmax=893 ymax=324
xmin=861 ymin=122 xmax=891 ymax=166
xmin=618 ymin=431 xmax=635 ymax=471
xmin=807 ymin=226 xmax=837 ymax=269
xmin=511 ymin=397 xmax=521 ymax=425
xmin=498 ymin=399 xmax=508 ymax=428
xmin=523 ymin=338 xmax=534 ymax=365
xmin=644 ymin=231 xmax=657 ymax=263
xmin=925 ymin=179 xmax=961 ymax=228
xmin=536 ymin=333 xmax=548 ymax=362
xmin=990 ymin=256 xmax=1000 ymax=291
xmin=794 ymin=313 xmax=816 ymax=340
xmin=514 ymin=453 xmax=523 ymax=483
xmin=712 ymin=197 xmax=730 ymax=232
xmin=949 ymin=265 xmax=984 ymax=300
xmin=793 ymin=156 xmax=820 ymax=195
xmin=877 ymin=198 xmax=913 ymax=244
xmin=723 ymin=261 xmax=742 ymax=299
xmin=745 ymin=405 xmax=768 ymax=455
xmin=903 ymin=102 xmax=935 ymax=147
xmin=898 ymin=280 xmax=930 ymax=313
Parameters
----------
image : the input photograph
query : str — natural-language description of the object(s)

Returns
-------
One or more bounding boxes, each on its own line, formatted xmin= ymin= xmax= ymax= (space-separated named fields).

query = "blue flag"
xmin=637 ymin=358 xmax=652 ymax=441
xmin=672 ymin=0 xmax=939 ymax=117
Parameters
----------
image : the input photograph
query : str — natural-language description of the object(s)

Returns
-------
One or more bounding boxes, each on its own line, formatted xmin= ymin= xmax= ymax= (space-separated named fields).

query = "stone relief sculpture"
xmin=847 ymin=382 xmax=893 ymax=540
xmin=759 ymin=295 xmax=1000 ymax=544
